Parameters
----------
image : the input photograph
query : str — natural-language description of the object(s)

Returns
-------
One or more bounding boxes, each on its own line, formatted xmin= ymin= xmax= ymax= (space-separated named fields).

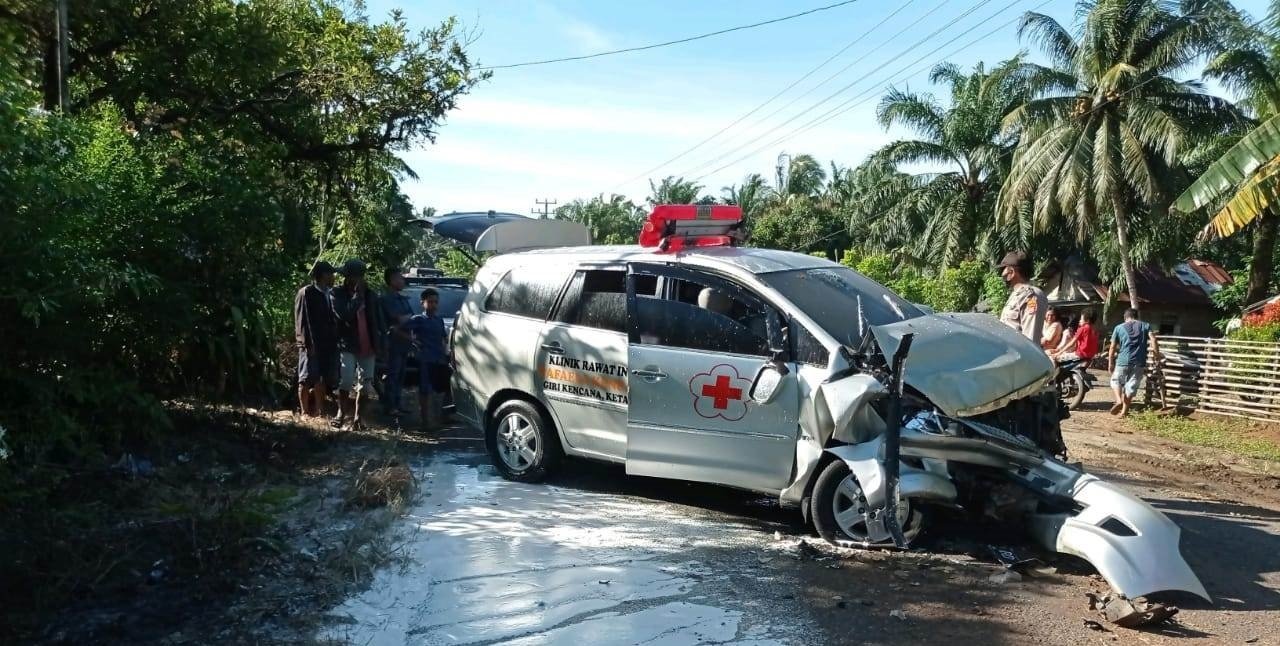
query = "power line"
xmin=763 ymin=0 xmax=1266 ymax=189
xmin=478 ymin=0 xmax=864 ymax=71
xmin=678 ymin=0 xmax=1004 ymax=180
xmin=613 ymin=0 xmax=920 ymax=190
xmin=683 ymin=0 xmax=953 ymax=173
xmin=780 ymin=0 xmax=1246 ymax=253
xmin=691 ymin=0 xmax=1035 ymax=182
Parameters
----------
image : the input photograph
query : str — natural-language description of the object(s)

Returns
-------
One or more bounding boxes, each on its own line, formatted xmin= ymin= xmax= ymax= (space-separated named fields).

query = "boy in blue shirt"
xmin=1107 ymin=308 xmax=1161 ymax=417
xmin=405 ymin=288 xmax=450 ymax=431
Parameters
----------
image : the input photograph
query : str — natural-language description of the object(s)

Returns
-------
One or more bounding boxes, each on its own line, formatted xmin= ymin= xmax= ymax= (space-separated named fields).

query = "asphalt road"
xmin=321 ymin=408 xmax=1280 ymax=645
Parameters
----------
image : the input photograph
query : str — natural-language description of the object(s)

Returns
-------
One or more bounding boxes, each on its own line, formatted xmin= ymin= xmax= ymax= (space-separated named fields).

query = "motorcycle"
xmin=1054 ymin=357 xmax=1096 ymax=410
xmin=810 ymin=324 xmax=1207 ymax=625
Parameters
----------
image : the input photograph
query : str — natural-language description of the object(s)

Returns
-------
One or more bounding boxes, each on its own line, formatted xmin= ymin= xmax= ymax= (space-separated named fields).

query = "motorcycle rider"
xmin=997 ymin=251 xmax=1047 ymax=343
xmin=1053 ymin=309 xmax=1099 ymax=363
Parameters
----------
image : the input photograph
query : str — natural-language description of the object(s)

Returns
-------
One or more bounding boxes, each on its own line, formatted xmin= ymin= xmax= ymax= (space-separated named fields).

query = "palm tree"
xmin=833 ymin=157 xmax=930 ymax=264
xmin=780 ymin=154 xmax=827 ymax=198
xmin=721 ymin=173 xmax=775 ymax=226
xmin=998 ymin=0 xmax=1239 ymax=307
xmin=874 ymin=59 xmax=1032 ymax=266
xmin=647 ymin=176 xmax=705 ymax=206
xmin=1176 ymin=10 xmax=1280 ymax=306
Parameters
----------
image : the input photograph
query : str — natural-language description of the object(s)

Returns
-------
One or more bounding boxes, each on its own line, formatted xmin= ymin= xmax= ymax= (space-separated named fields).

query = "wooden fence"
xmin=1147 ymin=335 xmax=1280 ymax=424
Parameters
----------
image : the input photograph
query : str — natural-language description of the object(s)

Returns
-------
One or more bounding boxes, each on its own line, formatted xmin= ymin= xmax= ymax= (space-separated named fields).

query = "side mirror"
xmin=750 ymin=360 xmax=790 ymax=405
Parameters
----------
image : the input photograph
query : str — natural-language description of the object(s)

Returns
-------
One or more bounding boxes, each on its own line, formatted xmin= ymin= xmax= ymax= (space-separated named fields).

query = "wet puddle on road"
xmin=322 ymin=452 xmax=806 ymax=645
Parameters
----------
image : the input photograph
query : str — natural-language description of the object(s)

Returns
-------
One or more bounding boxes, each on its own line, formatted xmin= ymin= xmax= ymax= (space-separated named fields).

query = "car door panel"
xmin=537 ymin=322 xmax=628 ymax=458
xmin=627 ymin=345 xmax=799 ymax=490
xmin=625 ymin=263 xmax=800 ymax=492
xmin=536 ymin=268 xmax=630 ymax=460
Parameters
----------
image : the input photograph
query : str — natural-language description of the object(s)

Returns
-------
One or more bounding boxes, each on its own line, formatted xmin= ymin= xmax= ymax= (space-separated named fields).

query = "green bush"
xmin=0 ymin=0 xmax=482 ymax=468
xmin=1229 ymin=323 xmax=1280 ymax=343
xmin=838 ymin=252 xmax=986 ymax=311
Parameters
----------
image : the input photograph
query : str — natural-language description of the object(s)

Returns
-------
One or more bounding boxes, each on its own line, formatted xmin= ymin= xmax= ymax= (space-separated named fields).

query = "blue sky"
xmin=367 ymin=0 xmax=1269 ymax=216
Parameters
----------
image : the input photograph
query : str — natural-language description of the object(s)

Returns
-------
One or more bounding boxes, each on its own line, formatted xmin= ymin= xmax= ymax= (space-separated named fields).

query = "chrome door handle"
xmin=632 ymin=368 xmax=668 ymax=381
xmin=541 ymin=342 xmax=565 ymax=355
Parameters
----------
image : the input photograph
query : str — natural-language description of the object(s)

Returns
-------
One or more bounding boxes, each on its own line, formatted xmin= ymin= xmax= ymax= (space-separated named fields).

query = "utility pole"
xmin=775 ymin=152 xmax=791 ymax=195
xmin=531 ymin=198 xmax=557 ymax=219
xmin=56 ymin=0 xmax=70 ymax=111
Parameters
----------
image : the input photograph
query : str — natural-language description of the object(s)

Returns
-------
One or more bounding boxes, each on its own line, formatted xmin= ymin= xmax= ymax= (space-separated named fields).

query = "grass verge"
xmin=1128 ymin=411 xmax=1280 ymax=462
xmin=0 ymin=404 xmax=419 ymax=644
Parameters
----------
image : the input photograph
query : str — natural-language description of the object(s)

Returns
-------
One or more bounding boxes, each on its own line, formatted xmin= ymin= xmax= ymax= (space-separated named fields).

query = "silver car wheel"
xmin=831 ymin=474 xmax=910 ymax=542
xmin=496 ymin=411 xmax=538 ymax=472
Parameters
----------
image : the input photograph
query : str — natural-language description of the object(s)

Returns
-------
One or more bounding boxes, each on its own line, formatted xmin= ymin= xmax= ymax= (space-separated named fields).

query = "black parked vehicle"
xmin=376 ymin=268 xmax=468 ymax=413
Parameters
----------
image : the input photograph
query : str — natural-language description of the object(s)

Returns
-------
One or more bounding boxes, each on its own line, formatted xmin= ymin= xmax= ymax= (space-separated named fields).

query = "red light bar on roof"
xmin=638 ymin=204 xmax=743 ymax=252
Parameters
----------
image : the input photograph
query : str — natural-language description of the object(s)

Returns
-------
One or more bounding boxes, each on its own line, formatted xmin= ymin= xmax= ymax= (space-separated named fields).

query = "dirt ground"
xmin=20 ymin=378 xmax=1280 ymax=645
xmin=786 ymin=384 xmax=1280 ymax=646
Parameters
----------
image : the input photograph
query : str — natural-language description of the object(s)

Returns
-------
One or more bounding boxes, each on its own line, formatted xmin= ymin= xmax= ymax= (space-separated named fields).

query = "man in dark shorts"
xmin=294 ymin=260 xmax=337 ymax=417
xmin=331 ymin=259 xmax=383 ymax=431
xmin=380 ymin=267 xmax=415 ymax=417
xmin=406 ymin=288 xmax=449 ymax=432
xmin=1108 ymin=308 xmax=1161 ymax=417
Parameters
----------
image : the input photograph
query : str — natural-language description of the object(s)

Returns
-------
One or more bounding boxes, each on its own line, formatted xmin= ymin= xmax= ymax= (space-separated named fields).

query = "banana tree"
xmin=1175 ymin=114 xmax=1280 ymax=305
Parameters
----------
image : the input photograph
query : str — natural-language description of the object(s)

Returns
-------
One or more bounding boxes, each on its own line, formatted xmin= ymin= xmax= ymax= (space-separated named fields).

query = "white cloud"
xmin=532 ymin=1 xmax=617 ymax=53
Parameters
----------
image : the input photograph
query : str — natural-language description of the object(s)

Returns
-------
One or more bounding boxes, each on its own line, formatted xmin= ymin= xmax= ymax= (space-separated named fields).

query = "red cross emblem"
xmin=701 ymin=375 xmax=742 ymax=410
xmin=689 ymin=364 xmax=751 ymax=421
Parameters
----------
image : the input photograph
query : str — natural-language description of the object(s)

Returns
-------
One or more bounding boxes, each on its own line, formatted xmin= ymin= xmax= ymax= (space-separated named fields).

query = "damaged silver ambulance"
xmin=446 ymin=205 xmax=1209 ymax=612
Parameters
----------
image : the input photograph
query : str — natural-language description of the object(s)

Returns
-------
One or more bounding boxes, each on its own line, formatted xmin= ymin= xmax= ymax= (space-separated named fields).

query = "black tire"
xmin=485 ymin=399 xmax=562 ymax=483
xmin=1067 ymin=371 xmax=1088 ymax=410
xmin=811 ymin=459 xmax=923 ymax=546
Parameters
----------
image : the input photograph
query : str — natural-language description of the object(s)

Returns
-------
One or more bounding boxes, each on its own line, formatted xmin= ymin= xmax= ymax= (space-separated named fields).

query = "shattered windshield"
xmin=759 ymin=267 xmax=923 ymax=346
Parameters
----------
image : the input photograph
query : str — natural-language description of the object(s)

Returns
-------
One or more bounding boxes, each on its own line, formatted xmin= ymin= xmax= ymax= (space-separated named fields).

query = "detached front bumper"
xmin=1028 ymin=473 xmax=1210 ymax=601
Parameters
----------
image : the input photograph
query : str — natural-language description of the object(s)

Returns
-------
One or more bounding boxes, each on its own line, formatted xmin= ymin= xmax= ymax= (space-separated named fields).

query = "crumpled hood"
xmin=870 ymin=313 xmax=1053 ymax=416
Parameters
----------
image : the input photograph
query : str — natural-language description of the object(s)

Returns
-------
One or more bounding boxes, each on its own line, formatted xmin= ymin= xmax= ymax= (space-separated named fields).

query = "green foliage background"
xmin=0 ymin=1 xmax=483 ymax=467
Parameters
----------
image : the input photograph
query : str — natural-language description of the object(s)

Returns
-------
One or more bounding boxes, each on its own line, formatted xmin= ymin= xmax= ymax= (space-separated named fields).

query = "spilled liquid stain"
xmin=323 ymin=452 xmax=805 ymax=645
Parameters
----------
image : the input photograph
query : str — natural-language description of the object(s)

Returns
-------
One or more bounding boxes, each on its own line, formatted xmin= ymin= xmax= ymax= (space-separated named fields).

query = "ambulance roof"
xmin=499 ymin=245 xmax=834 ymax=276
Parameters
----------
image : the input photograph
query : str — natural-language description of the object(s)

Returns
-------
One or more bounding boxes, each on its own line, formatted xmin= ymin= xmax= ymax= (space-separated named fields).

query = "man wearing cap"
xmin=997 ymin=251 xmax=1048 ymax=343
xmin=294 ymin=261 xmax=338 ymax=417
xmin=331 ymin=259 xmax=384 ymax=430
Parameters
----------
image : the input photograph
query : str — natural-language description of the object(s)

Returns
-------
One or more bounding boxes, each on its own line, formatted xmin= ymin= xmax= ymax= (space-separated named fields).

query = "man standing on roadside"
xmin=997 ymin=251 xmax=1048 ymax=343
xmin=294 ymin=261 xmax=337 ymax=417
xmin=1108 ymin=308 xmax=1160 ymax=417
xmin=380 ymin=267 xmax=414 ymax=418
xmin=331 ymin=259 xmax=383 ymax=431
xmin=406 ymin=288 xmax=449 ymax=432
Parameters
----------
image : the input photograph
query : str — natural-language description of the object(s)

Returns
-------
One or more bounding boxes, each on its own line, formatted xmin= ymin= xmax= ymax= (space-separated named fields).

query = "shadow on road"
xmin=1151 ymin=497 xmax=1280 ymax=613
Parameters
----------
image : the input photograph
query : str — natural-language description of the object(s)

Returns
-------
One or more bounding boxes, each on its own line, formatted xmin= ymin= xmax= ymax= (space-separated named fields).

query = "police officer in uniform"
xmin=997 ymin=251 xmax=1047 ymax=343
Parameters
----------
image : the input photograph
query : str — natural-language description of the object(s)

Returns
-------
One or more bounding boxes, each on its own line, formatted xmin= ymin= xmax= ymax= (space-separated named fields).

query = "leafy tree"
xmin=999 ymin=0 xmax=1241 ymax=308
xmin=923 ymin=260 xmax=987 ymax=312
xmin=0 ymin=0 xmax=482 ymax=464
xmin=647 ymin=176 xmax=706 ymax=206
xmin=1177 ymin=8 xmax=1280 ymax=306
xmin=721 ymin=173 xmax=776 ymax=229
xmin=833 ymin=158 xmax=925 ymax=263
xmin=437 ymin=249 xmax=482 ymax=282
xmin=874 ymin=60 xmax=1032 ymax=266
xmin=750 ymin=198 xmax=843 ymax=257
xmin=555 ymin=194 xmax=646 ymax=245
